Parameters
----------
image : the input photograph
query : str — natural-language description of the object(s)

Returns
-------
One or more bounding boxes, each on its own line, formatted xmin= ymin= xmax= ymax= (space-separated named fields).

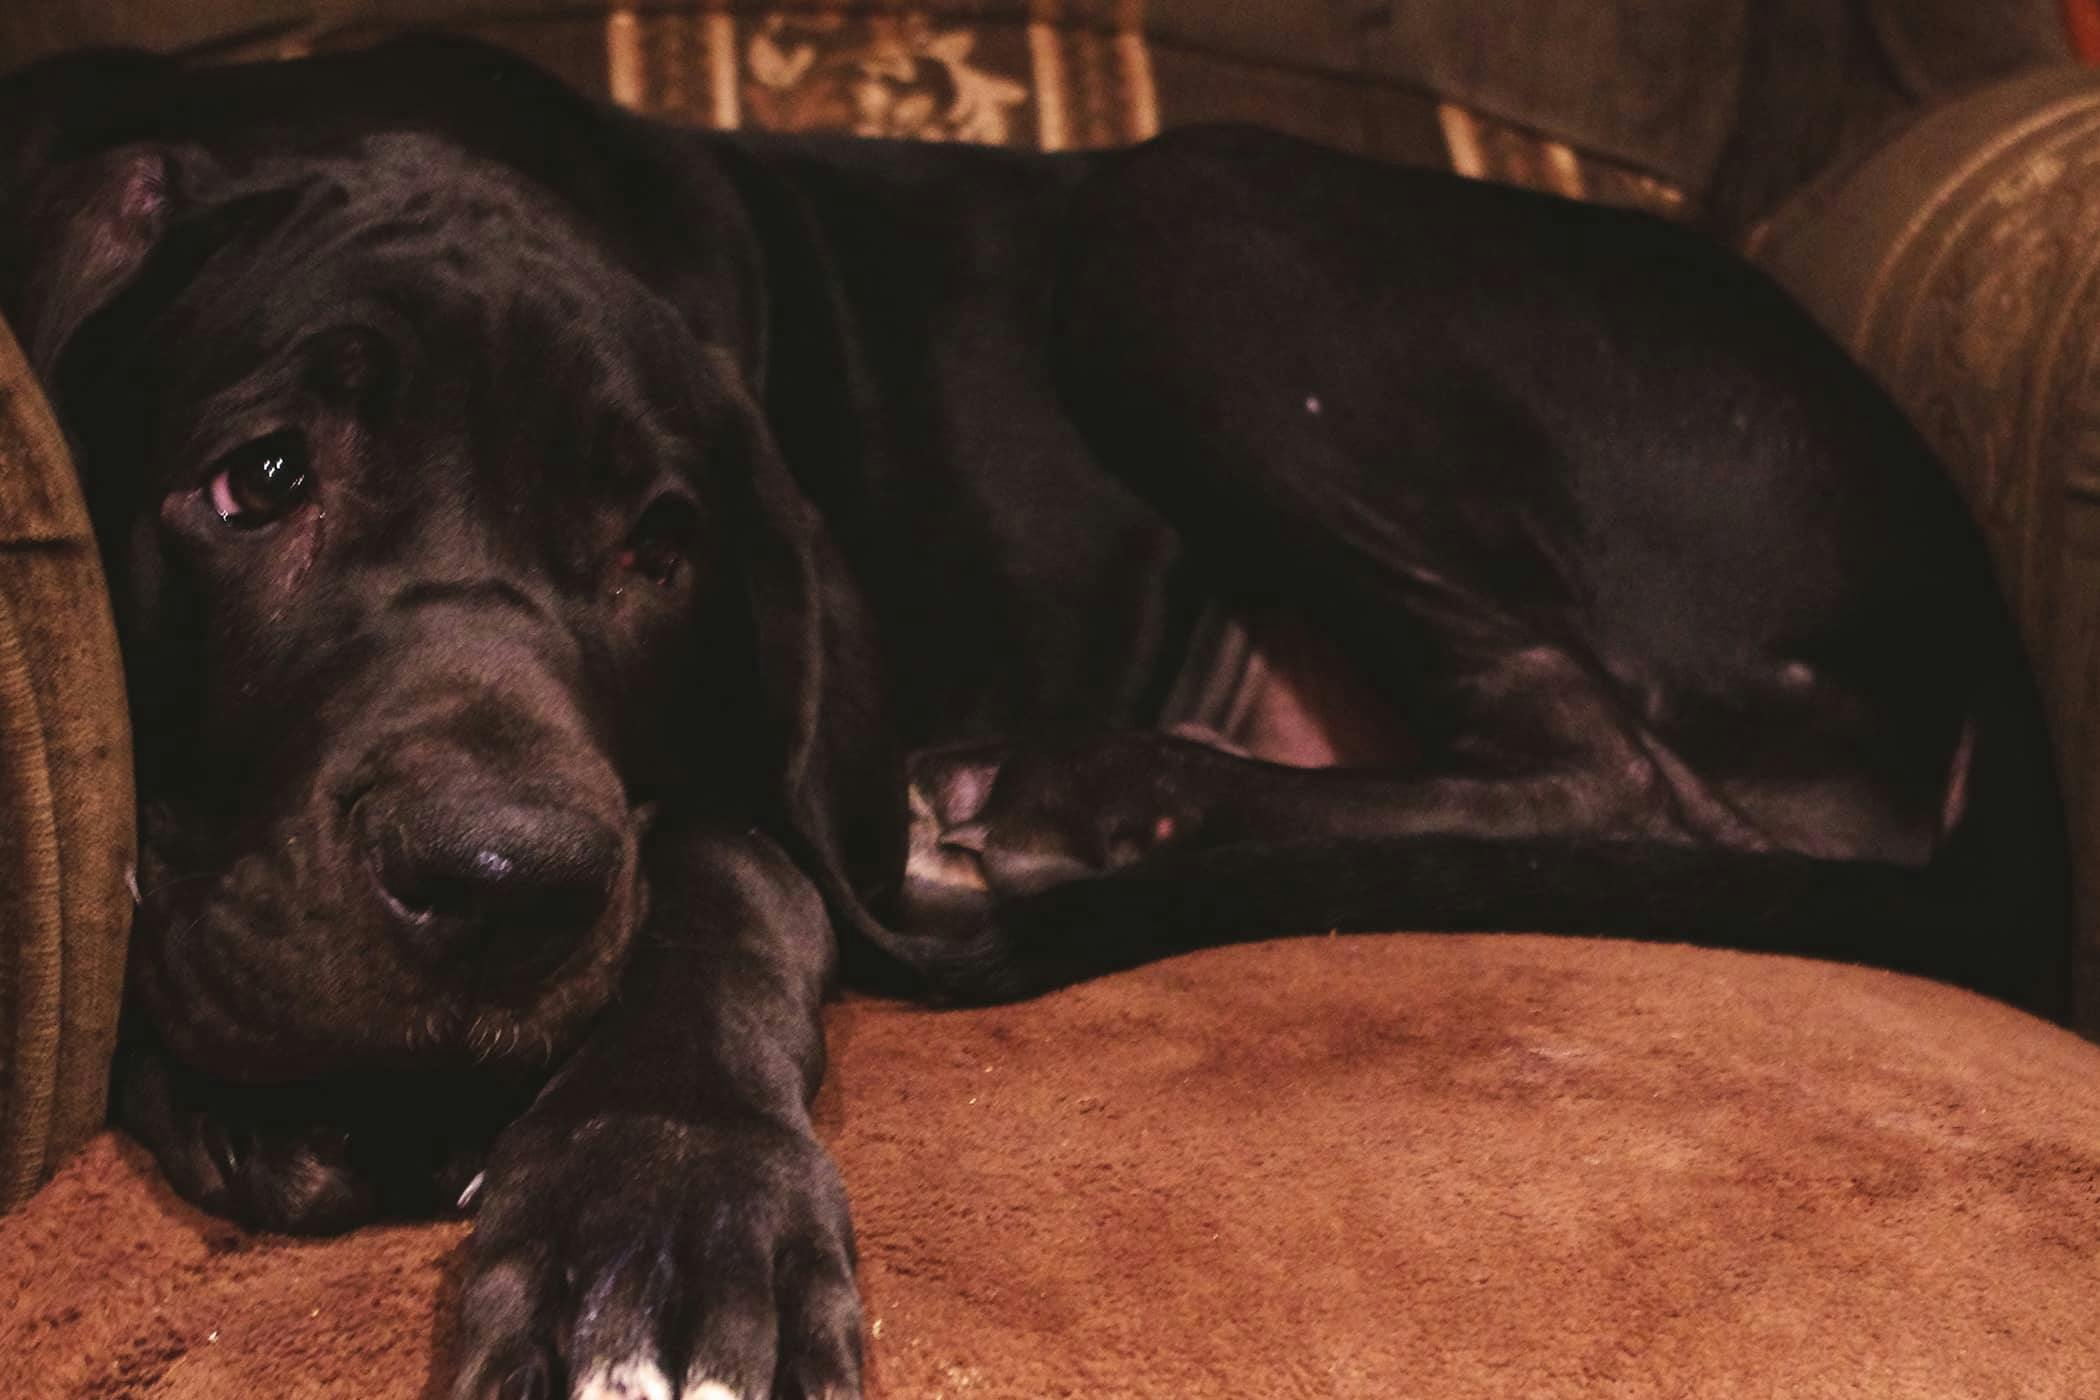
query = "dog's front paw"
xmin=114 ymin=1039 xmax=383 ymax=1235
xmin=116 ymin=1037 xmax=512 ymax=1235
xmin=452 ymin=1109 xmax=861 ymax=1400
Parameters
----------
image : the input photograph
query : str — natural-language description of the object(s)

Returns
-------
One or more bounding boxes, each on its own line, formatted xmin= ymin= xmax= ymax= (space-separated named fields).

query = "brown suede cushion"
xmin=5 ymin=934 xmax=2097 ymax=1397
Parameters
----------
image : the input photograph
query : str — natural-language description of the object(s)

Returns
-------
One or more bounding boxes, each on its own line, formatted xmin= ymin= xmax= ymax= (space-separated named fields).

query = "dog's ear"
xmin=0 ymin=50 xmax=182 ymax=378
xmin=8 ymin=147 xmax=173 ymax=379
xmin=731 ymin=394 xmax=908 ymax=933
xmin=612 ymin=111 xmax=898 ymax=933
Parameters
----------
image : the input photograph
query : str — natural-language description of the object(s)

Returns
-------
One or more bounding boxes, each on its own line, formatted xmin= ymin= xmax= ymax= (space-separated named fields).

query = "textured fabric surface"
xmin=1148 ymin=0 xmax=2070 ymax=188
xmin=5 ymin=935 xmax=2098 ymax=1397
xmin=0 ymin=0 xmax=1784 ymax=213
xmin=0 ymin=314 xmax=133 ymax=1211
xmin=0 ymin=1 xmax=2071 ymax=205
xmin=1755 ymin=68 xmax=2100 ymax=1038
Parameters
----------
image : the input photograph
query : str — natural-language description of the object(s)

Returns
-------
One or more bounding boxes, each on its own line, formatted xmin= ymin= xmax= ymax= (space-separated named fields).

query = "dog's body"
xmin=1 ymin=38 xmax=2068 ymax=1400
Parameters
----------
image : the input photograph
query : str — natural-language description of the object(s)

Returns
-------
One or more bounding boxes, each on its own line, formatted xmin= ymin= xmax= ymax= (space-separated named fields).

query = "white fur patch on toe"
xmin=681 ymin=1379 xmax=741 ymax=1400
xmin=573 ymin=1358 xmax=673 ymax=1400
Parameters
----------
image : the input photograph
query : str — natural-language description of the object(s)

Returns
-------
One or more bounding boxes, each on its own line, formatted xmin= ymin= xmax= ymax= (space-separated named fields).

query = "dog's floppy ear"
xmin=729 ymin=387 xmax=908 ymax=934
xmin=8 ymin=147 xmax=172 ymax=379
xmin=0 ymin=50 xmax=181 ymax=378
xmin=615 ymin=120 xmax=902 ymax=938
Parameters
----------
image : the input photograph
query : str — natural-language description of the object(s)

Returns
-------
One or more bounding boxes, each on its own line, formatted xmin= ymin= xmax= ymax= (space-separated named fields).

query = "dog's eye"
xmin=617 ymin=497 xmax=699 ymax=589
xmin=208 ymin=431 xmax=312 ymax=529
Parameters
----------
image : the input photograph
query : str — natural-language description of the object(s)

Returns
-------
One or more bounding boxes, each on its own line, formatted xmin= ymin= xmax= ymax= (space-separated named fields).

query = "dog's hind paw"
xmin=900 ymin=740 xmax=1007 ymax=931
xmin=450 ymin=1109 xmax=861 ymax=1400
xmin=902 ymin=731 xmax=1227 ymax=932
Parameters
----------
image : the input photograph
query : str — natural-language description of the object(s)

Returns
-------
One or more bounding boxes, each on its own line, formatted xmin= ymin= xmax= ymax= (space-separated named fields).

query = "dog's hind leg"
xmin=1047 ymin=128 xmax=1990 ymax=838
xmin=898 ymin=714 xmax=1749 ymax=933
xmin=881 ymin=708 xmax=2050 ymax=1015
xmin=856 ymin=131 xmax=2066 ymax=1019
xmin=1044 ymin=131 xmax=1997 ymax=856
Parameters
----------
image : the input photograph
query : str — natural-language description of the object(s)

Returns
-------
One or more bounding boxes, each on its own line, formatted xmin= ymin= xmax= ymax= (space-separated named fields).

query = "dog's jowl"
xmin=0 ymin=36 xmax=2067 ymax=1400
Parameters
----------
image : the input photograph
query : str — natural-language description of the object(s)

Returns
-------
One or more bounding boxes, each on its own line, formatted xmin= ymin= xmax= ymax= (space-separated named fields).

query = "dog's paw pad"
xmin=909 ymin=743 xmax=1005 ymax=829
xmin=905 ymin=780 xmax=993 ymax=893
xmin=899 ymin=731 xmax=1229 ymax=930
xmin=902 ymin=743 xmax=1014 ymax=931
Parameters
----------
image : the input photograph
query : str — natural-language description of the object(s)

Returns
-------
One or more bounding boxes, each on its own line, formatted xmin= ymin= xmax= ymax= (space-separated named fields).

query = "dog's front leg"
xmin=451 ymin=825 xmax=860 ymax=1400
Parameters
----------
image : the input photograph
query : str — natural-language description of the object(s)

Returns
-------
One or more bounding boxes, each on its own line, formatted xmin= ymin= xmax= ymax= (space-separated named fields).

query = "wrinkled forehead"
xmin=168 ymin=132 xmax=706 ymax=425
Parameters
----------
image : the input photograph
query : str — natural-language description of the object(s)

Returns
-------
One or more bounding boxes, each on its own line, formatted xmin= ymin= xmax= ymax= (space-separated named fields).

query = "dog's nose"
xmin=359 ymin=797 xmax=623 ymax=980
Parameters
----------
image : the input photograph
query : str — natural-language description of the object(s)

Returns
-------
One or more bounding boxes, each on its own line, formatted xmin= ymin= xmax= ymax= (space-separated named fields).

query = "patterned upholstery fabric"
xmin=181 ymin=2 xmax=1698 ymax=217
xmin=3 ymin=1 xmax=2068 ymax=221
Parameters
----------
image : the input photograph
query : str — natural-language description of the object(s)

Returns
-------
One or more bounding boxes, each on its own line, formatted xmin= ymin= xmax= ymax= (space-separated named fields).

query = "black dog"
xmin=1 ymin=37 xmax=2067 ymax=1400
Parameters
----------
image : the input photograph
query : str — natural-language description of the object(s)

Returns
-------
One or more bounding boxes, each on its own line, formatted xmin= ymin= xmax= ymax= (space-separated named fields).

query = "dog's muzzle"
xmin=354 ymin=783 xmax=626 ymax=990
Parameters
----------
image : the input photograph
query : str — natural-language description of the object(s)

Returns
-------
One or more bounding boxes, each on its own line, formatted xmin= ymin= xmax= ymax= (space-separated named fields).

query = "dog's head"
xmin=1 ymin=42 xmax=896 ymax=1097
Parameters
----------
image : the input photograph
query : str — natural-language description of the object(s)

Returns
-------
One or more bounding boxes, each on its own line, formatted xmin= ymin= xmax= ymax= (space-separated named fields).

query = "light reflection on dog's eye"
xmin=208 ymin=429 xmax=313 ymax=528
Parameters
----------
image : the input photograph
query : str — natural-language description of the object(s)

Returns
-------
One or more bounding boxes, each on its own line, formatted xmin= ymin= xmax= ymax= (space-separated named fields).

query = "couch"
xmin=3 ymin=4 xmax=2098 ymax=1395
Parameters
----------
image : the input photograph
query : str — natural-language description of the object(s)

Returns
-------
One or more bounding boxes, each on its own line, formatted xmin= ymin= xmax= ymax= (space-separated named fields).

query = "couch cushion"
xmin=4 ymin=934 xmax=2096 ymax=1396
